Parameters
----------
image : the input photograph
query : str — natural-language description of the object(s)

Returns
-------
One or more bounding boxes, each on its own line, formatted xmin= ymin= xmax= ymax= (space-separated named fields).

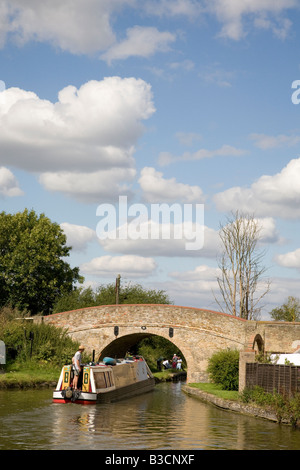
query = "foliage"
xmin=207 ymin=349 xmax=239 ymax=391
xmin=0 ymin=209 xmax=82 ymax=315
xmin=53 ymin=281 xmax=172 ymax=313
xmin=240 ymin=385 xmax=275 ymax=407
xmin=52 ymin=286 xmax=96 ymax=313
xmin=135 ymin=335 xmax=185 ymax=371
xmin=270 ymin=296 xmax=300 ymax=322
xmin=0 ymin=319 xmax=81 ymax=366
xmin=240 ymin=386 xmax=300 ymax=427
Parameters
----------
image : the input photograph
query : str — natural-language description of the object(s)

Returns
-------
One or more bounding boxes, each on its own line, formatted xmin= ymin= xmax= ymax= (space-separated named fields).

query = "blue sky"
xmin=1 ymin=0 xmax=300 ymax=319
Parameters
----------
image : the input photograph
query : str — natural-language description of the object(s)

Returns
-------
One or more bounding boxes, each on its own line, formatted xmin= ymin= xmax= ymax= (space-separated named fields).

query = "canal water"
xmin=1 ymin=382 xmax=300 ymax=450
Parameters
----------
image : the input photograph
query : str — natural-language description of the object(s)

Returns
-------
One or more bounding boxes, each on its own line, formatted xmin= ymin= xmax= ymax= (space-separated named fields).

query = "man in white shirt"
xmin=72 ymin=345 xmax=85 ymax=390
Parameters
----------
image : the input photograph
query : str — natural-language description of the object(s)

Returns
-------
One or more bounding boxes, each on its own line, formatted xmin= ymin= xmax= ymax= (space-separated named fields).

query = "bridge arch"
xmin=41 ymin=304 xmax=248 ymax=382
xmin=252 ymin=334 xmax=264 ymax=353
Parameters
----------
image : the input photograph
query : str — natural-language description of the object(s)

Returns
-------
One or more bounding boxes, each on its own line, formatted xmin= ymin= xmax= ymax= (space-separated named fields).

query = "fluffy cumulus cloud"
xmin=139 ymin=167 xmax=205 ymax=203
xmin=257 ymin=217 xmax=283 ymax=245
xmin=0 ymin=1 xmax=176 ymax=60
xmin=156 ymin=265 xmax=221 ymax=309
xmin=97 ymin=220 xmax=220 ymax=258
xmin=0 ymin=77 xmax=155 ymax=202
xmin=0 ymin=0 xmax=296 ymax=59
xmin=276 ymin=248 xmax=300 ymax=270
xmin=0 ymin=166 xmax=23 ymax=197
xmin=0 ymin=0 xmax=135 ymax=54
xmin=80 ymin=254 xmax=157 ymax=278
xmin=214 ymin=158 xmax=300 ymax=219
xmin=60 ymin=222 xmax=96 ymax=251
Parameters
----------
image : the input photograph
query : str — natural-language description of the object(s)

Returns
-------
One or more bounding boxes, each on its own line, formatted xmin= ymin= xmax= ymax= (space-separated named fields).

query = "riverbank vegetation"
xmin=203 ymin=349 xmax=300 ymax=427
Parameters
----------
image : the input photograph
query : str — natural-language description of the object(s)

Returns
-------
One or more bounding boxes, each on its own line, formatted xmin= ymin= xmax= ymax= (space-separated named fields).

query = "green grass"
xmin=153 ymin=369 xmax=186 ymax=381
xmin=0 ymin=361 xmax=61 ymax=388
xmin=188 ymin=382 xmax=240 ymax=401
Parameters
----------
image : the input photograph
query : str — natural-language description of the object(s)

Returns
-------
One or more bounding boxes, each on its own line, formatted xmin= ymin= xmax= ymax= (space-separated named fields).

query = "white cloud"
xmin=158 ymin=144 xmax=246 ymax=166
xmin=276 ymin=248 xmax=300 ymax=269
xmin=0 ymin=78 xmax=155 ymax=202
xmin=80 ymin=255 xmax=157 ymax=278
xmin=250 ymin=133 xmax=300 ymax=149
xmin=139 ymin=167 xmax=205 ymax=203
xmin=144 ymin=0 xmax=203 ymax=19
xmin=205 ymin=0 xmax=297 ymax=40
xmin=214 ymin=158 xmax=300 ymax=219
xmin=0 ymin=0 xmax=135 ymax=54
xmin=0 ymin=166 xmax=23 ymax=197
xmin=101 ymin=26 xmax=176 ymax=64
xmin=0 ymin=0 xmax=297 ymax=58
xmin=169 ymin=264 xmax=221 ymax=282
xmin=60 ymin=222 xmax=95 ymax=251
xmin=257 ymin=217 xmax=283 ymax=245
xmin=98 ymin=220 xmax=220 ymax=258
xmin=40 ymin=168 xmax=136 ymax=203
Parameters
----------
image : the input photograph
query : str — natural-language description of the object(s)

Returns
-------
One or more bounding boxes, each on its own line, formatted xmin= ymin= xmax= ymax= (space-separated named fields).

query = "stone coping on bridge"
xmin=47 ymin=303 xmax=249 ymax=321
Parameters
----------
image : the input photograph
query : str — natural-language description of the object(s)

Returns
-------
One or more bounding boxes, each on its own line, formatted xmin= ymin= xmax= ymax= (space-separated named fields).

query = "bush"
xmin=207 ymin=349 xmax=239 ymax=391
xmin=0 ymin=319 xmax=80 ymax=366
xmin=240 ymin=386 xmax=300 ymax=426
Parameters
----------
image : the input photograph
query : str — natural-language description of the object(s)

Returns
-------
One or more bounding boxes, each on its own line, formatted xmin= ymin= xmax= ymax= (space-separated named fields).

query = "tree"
xmin=53 ymin=281 xmax=172 ymax=313
xmin=270 ymin=296 xmax=300 ymax=322
xmin=215 ymin=211 xmax=270 ymax=320
xmin=0 ymin=209 xmax=82 ymax=315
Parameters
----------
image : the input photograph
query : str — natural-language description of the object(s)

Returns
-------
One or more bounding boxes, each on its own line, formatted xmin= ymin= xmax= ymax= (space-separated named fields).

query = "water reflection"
xmin=1 ymin=383 xmax=300 ymax=450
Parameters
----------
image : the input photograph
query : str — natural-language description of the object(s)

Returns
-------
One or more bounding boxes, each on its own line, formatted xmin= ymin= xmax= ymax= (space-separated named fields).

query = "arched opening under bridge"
xmin=99 ymin=332 xmax=187 ymax=372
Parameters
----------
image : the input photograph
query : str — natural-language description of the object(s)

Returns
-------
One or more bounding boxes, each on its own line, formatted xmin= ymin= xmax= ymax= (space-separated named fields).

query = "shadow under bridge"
xmin=99 ymin=332 xmax=154 ymax=360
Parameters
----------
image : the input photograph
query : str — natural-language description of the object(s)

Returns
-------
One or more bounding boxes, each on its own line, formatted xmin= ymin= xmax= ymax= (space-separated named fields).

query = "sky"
xmin=1 ymin=0 xmax=300 ymax=319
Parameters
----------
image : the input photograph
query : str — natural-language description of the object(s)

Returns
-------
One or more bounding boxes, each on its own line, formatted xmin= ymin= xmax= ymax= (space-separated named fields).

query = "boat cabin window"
xmin=94 ymin=370 xmax=113 ymax=389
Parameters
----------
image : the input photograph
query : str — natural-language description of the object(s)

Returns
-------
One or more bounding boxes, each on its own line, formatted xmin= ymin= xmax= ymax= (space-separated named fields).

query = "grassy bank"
xmin=0 ymin=362 xmax=61 ymax=389
xmin=188 ymin=382 xmax=240 ymax=401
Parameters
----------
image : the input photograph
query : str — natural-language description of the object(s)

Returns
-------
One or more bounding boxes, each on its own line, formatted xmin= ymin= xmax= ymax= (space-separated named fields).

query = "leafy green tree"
xmin=52 ymin=286 xmax=97 ymax=313
xmin=53 ymin=281 xmax=172 ymax=313
xmin=270 ymin=296 xmax=300 ymax=322
xmin=0 ymin=209 xmax=82 ymax=315
xmin=96 ymin=282 xmax=172 ymax=305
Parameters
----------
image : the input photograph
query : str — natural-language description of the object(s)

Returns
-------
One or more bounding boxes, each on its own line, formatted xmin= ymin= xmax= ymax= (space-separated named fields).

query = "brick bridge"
xmin=40 ymin=304 xmax=300 ymax=382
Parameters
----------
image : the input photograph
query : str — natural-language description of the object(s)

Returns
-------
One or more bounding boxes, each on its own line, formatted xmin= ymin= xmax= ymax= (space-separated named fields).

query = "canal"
xmin=1 ymin=382 xmax=300 ymax=450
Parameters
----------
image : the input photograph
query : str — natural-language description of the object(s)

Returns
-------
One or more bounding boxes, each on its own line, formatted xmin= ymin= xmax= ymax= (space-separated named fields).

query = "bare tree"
xmin=214 ymin=211 xmax=270 ymax=320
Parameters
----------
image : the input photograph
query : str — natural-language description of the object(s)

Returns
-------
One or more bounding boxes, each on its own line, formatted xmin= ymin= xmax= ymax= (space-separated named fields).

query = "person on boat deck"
xmin=72 ymin=345 xmax=85 ymax=390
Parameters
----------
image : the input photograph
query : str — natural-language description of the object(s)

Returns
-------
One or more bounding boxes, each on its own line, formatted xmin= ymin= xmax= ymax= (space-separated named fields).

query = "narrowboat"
xmin=52 ymin=356 xmax=155 ymax=404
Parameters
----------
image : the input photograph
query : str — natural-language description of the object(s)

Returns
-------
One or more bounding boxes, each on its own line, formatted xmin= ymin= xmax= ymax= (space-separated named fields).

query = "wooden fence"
xmin=246 ymin=362 xmax=300 ymax=396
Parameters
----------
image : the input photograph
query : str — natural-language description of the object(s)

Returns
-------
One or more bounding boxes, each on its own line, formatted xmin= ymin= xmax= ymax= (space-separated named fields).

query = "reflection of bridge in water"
xmin=39 ymin=304 xmax=300 ymax=382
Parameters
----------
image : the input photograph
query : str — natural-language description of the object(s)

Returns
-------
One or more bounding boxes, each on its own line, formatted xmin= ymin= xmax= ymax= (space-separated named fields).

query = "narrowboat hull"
xmin=52 ymin=356 xmax=155 ymax=405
